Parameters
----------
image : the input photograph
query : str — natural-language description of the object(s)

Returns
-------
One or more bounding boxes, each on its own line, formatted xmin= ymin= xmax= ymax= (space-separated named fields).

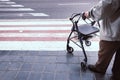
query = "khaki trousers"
xmin=112 ymin=48 xmax=120 ymax=80
xmin=95 ymin=40 xmax=120 ymax=73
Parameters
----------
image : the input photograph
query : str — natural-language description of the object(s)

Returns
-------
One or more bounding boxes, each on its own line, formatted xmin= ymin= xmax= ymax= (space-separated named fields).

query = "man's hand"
xmin=84 ymin=11 xmax=90 ymax=18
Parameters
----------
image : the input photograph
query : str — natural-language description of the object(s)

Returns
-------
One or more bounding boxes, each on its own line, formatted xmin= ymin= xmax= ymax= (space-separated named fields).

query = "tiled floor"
xmin=0 ymin=51 xmax=113 ymax=80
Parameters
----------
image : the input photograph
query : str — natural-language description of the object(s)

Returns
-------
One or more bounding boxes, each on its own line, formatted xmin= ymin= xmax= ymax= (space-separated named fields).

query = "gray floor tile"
xmin=0 ymin=61 xmax=9 ymax=70
xmin=7 ymin=62 xmax=23 ymax=70
xmin=55 ymin=72 xmax=69 ymax=80
xmin=20 ymin=63 xmax=32 ymax=71
xmin=44 ymin=63 xmax=56 ymax=72
xmin=31 ymin=63 xmax=46 ymax=72
xmin=69 ymin=72 xmax=81 ymax=80
xmin=0 ymin=51 xmax=113 ymax=80
xmin=56 ymin=63 xmax=70 ymax=72
xmin=27 ymin=72 xmax=42 ymax=80
xmin=15 ymin=71 xmax=29 ymax=80
xmin=1 ymin=71 xmax=17 ymax=80
xmin=41 ymin=72 xmax=54 ymax=80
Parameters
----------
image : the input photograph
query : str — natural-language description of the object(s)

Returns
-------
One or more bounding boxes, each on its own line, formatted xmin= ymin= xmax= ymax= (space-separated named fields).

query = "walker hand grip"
xmin=69 ymin=13 xmax=81 ymax=22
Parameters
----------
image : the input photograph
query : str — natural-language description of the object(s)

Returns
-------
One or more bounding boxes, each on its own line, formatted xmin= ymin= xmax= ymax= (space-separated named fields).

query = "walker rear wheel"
xmin=81 ymin=62 xmax=87 ymax=70
xmin=85 ymin=41 xmax=91 ymax=46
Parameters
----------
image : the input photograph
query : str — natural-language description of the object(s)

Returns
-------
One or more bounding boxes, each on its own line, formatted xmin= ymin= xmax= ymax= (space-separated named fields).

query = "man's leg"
xmin=88 ymin=40 xmax=118 ymax=74
xmin=112 ymin=47 xmax=120 ymax=80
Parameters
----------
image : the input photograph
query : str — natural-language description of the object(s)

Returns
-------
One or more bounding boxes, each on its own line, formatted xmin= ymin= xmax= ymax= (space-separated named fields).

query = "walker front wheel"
xmin=67 ymin=46 xmax=74 ymax=53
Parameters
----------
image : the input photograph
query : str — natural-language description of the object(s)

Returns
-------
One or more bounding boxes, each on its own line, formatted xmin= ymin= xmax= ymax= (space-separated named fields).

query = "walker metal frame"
xmin=66 ymin=13 xmax=99 ymax=70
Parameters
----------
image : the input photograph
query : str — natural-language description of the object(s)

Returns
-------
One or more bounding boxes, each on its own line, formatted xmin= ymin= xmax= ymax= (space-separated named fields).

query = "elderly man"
xmin=84 ymin=0 xmax=120 ymax=80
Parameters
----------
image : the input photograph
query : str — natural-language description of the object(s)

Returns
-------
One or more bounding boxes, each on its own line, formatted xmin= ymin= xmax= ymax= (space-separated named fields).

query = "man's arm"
xmin=85 ymin=0 xmax=115 ymax=21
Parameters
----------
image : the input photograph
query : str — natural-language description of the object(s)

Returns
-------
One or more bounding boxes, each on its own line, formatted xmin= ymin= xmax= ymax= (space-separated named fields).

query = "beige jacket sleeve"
xmin=90 ymin=0 xmax=120 ymax=21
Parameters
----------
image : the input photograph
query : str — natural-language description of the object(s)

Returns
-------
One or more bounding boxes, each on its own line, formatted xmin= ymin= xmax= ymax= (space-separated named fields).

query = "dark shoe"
xmin=88 ymin=64 xmax=105 ymax=74
xmin=110 ymin=76 xmax=114 ymax=80
xmin=110 ymin=75 xmax=120 ymax=80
